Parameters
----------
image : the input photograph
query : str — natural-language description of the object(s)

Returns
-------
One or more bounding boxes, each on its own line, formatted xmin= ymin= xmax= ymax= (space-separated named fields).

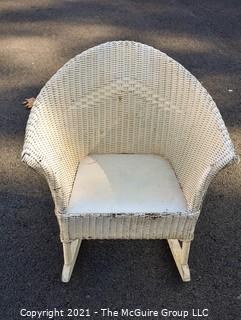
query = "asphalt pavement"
xmin=0 ymin=1 xmax=241 ymax=319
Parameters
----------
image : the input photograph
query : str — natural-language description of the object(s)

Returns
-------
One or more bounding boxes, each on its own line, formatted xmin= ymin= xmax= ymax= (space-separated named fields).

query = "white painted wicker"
xmin=22 ymin=41 xmax=238 ymax=281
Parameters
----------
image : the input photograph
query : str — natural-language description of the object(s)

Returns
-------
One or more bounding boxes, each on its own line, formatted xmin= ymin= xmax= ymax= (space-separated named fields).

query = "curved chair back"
xmin=23 ymin=41 xmax=237 ymax=211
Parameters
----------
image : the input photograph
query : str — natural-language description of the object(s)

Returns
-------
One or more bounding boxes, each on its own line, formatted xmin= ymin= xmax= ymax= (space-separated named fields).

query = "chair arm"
xmin=176 ymin=153 xmax=237 ymax=213
xmin=168 ymin=109 xmax=238 ymax=212
xmin=21 ymin=100 xmax=79 ymax=213
xmin=21 ymin=150 xmax=79 ymax=214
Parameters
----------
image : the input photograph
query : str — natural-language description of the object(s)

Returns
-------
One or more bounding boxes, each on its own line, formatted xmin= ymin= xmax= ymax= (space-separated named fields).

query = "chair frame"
xmin=22 ymin=41 xmax=238 ymax=282
xmin=62 ymin=239 xmax=191 ymax=282
xmin=62 ymin=240 xmax=82 ymax=282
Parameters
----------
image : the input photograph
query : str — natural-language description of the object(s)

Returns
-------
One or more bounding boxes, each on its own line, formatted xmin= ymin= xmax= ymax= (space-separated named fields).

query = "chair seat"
xmin=67 ymin=154 xmax=187 ymax=215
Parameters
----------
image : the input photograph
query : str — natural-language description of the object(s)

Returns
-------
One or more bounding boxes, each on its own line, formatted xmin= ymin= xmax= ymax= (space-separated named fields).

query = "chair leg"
xmin=61 ymin=239 xmax=82 ymax=283
xmin=167 ymin=239 xmax=191 ymax=282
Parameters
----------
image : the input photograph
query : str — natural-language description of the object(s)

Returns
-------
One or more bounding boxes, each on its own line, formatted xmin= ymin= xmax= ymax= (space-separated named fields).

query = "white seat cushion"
xmin=67 ymin=154 xmax=187 ymax=215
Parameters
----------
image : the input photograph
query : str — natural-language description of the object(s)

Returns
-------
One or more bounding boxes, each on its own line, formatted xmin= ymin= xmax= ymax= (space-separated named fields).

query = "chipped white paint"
xmin=22 ymin=41 xmax=237 ymax=282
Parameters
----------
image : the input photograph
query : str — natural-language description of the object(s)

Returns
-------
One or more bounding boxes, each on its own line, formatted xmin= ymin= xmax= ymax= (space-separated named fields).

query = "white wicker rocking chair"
xmin=22 ymin=41 xmax=238 ymax=282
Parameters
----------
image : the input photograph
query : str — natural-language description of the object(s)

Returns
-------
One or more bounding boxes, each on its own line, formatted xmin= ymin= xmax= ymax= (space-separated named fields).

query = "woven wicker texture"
xmin=22 ymin=41 xmax=237 ymax=241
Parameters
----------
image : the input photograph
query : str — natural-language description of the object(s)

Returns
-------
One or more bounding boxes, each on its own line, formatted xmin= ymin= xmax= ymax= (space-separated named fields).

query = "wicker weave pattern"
xmin=57 ymin=213 xmax=198 ymax=241
xmin=22 ymin=41 xmax=237 ymax=241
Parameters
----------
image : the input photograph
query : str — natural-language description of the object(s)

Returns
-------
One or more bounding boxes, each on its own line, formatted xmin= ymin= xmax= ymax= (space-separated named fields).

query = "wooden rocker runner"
xmin=22 ymin=41 xmax=238 ymax=282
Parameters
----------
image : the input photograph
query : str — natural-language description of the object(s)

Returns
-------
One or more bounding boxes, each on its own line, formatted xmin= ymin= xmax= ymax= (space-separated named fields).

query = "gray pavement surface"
xmin=1 ymin=1 xmax=241 ymax=319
